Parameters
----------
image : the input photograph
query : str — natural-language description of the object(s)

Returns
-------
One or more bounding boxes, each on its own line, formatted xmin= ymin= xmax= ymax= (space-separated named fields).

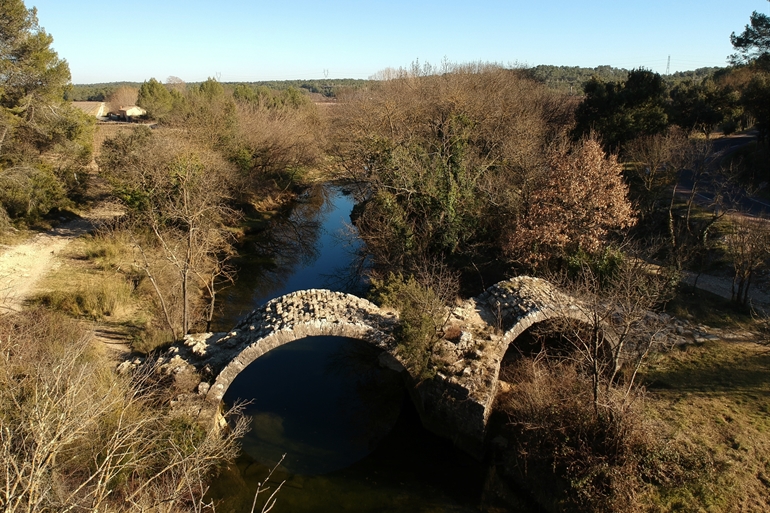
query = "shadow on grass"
xmin=643 ymin=341 xmax=770 ymax=400
xmin=665 ymin=283 xmax=754 ymax=329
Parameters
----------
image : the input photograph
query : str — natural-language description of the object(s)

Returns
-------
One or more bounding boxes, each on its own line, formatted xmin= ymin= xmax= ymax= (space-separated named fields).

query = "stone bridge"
xmin=145 ymin=276 xmax=592 ymax=457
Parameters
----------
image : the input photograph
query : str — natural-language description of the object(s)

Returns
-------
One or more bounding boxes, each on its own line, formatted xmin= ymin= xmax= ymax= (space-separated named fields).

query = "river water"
xmin=206 ymin=185 xmax=532 ymax=512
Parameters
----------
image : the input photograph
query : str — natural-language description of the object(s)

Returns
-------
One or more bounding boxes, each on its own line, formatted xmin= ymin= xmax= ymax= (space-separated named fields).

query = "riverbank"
xmin=5 ymin=179 xmax=770 ymax=512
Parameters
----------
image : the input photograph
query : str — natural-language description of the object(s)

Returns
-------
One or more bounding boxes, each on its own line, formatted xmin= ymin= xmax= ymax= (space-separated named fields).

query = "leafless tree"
xmin=99 ymin=129 xmax=239 ymax=338
xmin=106 ymin=86 xmax=139 ymax=114
xmin=625 ymin=129 xmax=689 ymax=219
xmin=544 ymin=256 xmax=672 ymax=412
xmin=166 ymin=76 xmax=187 ymax=93
xmin=724 ymin=216 xmax=770 ymax=306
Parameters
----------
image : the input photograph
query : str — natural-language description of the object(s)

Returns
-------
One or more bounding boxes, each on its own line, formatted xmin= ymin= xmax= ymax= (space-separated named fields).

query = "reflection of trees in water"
xmin=213 ymin=184 xmax=371 ymax=330
xmin=321 ymin=221 xmax=370 ymax=296
xmin=325 ymin=340 xmax=404 ymax=451
xmin=212 ymin=186 xmax=329 ymax=328
xmin=255 ymin=186 xmax=326 ymax=269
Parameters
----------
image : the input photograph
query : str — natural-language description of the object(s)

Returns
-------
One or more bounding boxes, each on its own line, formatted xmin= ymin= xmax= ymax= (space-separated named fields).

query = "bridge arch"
xmin=150 ymin=277 xmax=612 ymax=458
xmin=203 ymin=289 xmax=406 ymax=404
xmin=463 ymin=277 xmax=599 ymax=408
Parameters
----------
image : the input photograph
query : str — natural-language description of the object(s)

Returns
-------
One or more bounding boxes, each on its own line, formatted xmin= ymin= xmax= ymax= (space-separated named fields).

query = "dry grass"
xmin=31 ymin=234 xmax=137 ymax=321
xmin=33 ymin=274 xmax=133 ymax=319
xmin=641 ymin=339 xmax=770 ymax=511
xmin=665 ymin=284 xmax=755 ymax=329
xmin=28 ymin=230 xmax=184 ymax=353
xmin=495 ymin=357 xmax=707 ymax=513
xmin=0 ymin=308 xmax=248 ymax=512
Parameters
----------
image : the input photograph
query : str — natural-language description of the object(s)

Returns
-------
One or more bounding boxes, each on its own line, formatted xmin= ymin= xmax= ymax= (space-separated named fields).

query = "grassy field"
xmin=641 ymin=317 xmax=770 ymax=510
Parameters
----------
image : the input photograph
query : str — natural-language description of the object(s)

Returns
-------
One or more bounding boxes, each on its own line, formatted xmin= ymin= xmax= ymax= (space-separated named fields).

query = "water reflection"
xmin=222 ymin=336 xmax=403 ymax=475
xmin=208 ymin=184 xmax=535 ymax=512
xmin=215 ymin=185 xmax=365 ymax=331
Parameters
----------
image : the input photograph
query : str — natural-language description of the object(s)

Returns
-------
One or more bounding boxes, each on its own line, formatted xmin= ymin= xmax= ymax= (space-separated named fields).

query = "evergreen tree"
xmin=573 ymin=69 xmax=668 ymax=152
xmin=137 ymin=78 xmax=174 ymax=120
xmin=0 ymin=0 xmax=93 ymax=222
xmin=0 ymin=0 xmax=73 ymax=159
xmin=730 ymin=0 xmax=770 ymax=69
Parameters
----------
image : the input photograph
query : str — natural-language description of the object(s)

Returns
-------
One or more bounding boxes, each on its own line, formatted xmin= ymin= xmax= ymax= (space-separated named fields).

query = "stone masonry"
xmin=137 ymin=277 xmax=592 ymax=457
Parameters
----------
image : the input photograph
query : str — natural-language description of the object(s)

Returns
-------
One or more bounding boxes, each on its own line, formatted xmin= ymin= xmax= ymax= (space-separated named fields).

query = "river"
xmin=206 ymin=184 xmax=534 ymax=512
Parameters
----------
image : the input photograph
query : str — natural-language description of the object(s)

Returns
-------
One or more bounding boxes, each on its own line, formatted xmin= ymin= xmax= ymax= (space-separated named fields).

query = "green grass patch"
xmin=32 ymin=273 xmax=133 ymax=320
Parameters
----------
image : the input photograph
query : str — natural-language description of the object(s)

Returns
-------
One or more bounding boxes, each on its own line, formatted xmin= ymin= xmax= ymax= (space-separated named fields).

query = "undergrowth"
xmin=496 ymin=357 xmax=713 ymax=512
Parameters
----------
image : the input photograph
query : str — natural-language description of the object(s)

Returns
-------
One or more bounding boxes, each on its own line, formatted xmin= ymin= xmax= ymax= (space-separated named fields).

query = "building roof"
xmin=118 ymin=105 xmax=146 ymax=116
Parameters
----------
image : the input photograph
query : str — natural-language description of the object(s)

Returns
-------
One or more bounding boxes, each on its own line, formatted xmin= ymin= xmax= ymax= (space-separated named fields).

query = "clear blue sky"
xmin=28 ymin=0 xmax=770 ymax=84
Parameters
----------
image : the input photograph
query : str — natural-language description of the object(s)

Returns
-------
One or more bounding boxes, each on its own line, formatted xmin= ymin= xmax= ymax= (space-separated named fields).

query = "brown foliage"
xmin=232 ymin=101 xmax=323 ymax=191
xmin=504 ymin=137 xmax=636 ymax=266
xmin=106 ymin=86 xmax=139 ymax=114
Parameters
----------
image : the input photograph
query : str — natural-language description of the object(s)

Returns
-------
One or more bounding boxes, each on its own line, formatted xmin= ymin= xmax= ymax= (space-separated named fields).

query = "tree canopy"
xmin=0 ymin=0 xmax=93 ymax=223
xmin=573 ymin=69 xmax=668 ymax=152
xmin=1 ymin=0 xmax=72 ymax=156
xmin=730 ymin=0 xmax=770 ymax=69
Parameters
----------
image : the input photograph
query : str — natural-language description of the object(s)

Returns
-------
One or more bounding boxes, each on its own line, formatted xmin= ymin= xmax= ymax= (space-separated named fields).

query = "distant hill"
xmin=67 ymin=67 xmax=724 ymax=101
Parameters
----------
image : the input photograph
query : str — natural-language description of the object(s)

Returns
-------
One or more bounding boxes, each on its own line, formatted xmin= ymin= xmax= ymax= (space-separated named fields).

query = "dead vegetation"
xmin=0 ymin=309 xmax=248 ymax=513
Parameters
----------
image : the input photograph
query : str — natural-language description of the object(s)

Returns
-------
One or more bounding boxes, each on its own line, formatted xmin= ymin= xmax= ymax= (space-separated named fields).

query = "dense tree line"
xmin=67 ymin=78 xmax=368 ymax=103
xmin=528 ymin=64 xmax=721 ymax=94
xmin=65 ymin=81 xmax=142 ymax=101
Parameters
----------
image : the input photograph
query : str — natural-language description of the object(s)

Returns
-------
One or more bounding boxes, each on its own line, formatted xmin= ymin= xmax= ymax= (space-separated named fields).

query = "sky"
xmin=27 ymin=0 xmax=770 ymax=84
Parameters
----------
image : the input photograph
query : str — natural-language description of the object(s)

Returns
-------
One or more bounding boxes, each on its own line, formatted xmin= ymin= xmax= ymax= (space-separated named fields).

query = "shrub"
xmin=0 ymin=165 xmax=67 ymax=220
xmin=0 ymin=205 xmax=10 ymax=233
xmin=0 ymin=309 xmax=247 ymax=512
xmin=496 ymin=357 xmax=710 ymax=512
xmin=372 ymin=273 xmax=456 ymax=378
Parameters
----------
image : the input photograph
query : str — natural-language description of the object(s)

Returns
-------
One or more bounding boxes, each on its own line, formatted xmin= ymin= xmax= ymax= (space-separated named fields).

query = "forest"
xmin=2 ymin=0 xmax=770 ymax=511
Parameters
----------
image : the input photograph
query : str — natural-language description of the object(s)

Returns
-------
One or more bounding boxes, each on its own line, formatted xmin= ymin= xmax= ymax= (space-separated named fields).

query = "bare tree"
xmin=545 ymin=256 xmax=672 ymax=411
xmin=166 ymin=76 xmax=187 ymax=93
xmin=658 ymin=137 xmax=735 ymax=273
xmin=99 ymin=128 xmax=238 ymax=338
xmin=624 ymin=129 xmax=689 ymax=219
xmin=724 ymin=216 xmax=770 ymax=306
xmin=106 ymin=86 xmax=139 ymax=114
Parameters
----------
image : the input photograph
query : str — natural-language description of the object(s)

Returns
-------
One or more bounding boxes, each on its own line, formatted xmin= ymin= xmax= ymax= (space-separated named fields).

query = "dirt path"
xmin=0 ymin=204 xmax=123 ymax=313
